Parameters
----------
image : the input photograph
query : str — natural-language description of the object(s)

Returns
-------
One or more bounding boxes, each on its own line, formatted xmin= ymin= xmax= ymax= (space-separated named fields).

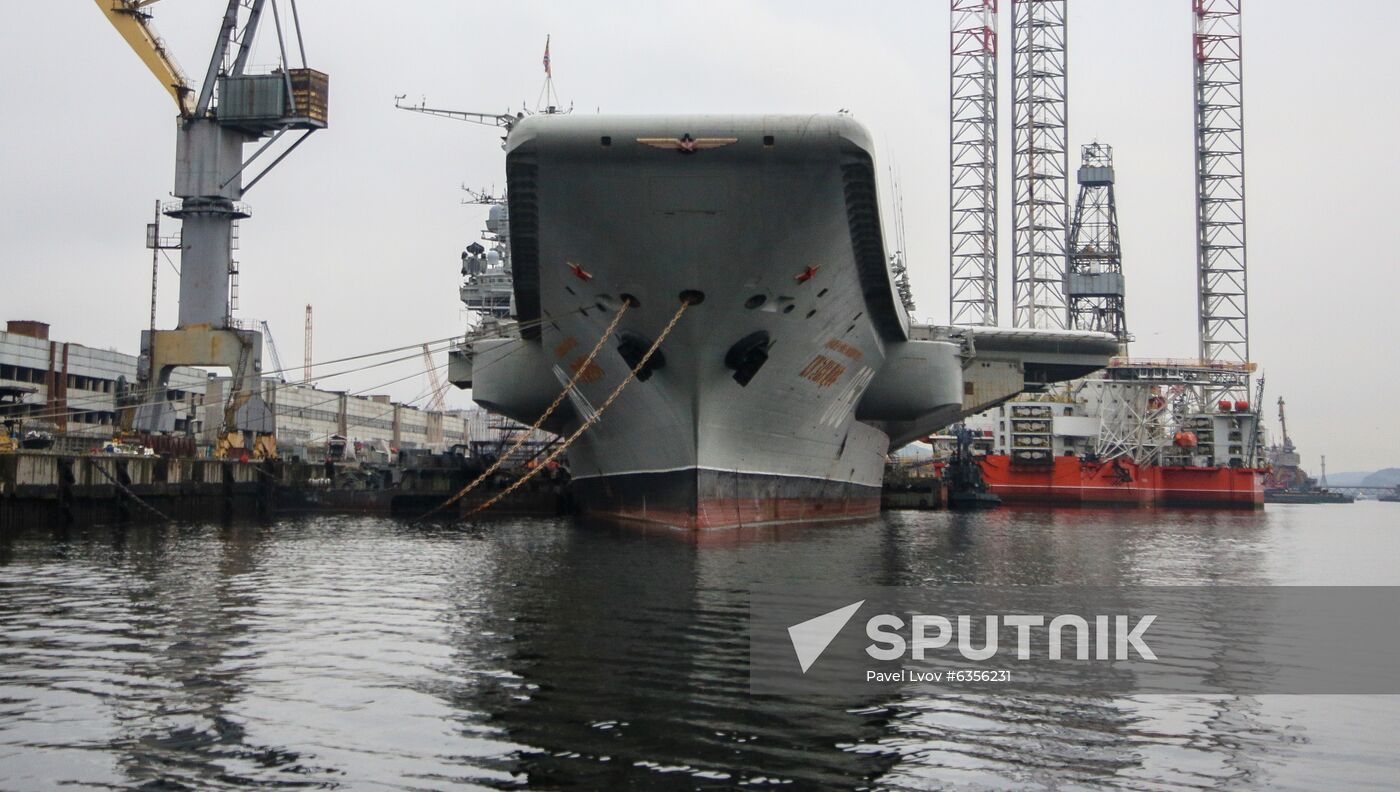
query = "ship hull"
xmin=573 ymin=468 xmax=881 ymax=530
xmin=479 ymin=115 xmax=913 ymax=530
xmin=1263 ymin=489 xmax=1354 ymax=505
xmin=978 ymin=455 xmax=1264 ymax=509
xmin=464 ymin=114 xmax=1117 ymax=529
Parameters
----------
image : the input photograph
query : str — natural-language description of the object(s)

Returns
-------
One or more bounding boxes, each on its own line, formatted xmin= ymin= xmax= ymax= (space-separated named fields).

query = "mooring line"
xmin=465 ymin=297 xmax=692 ymax=518
xmin=413 ymin=300 xmax=634 ymax=523
xmin=89 ymin=459 xmax=176 ymax=524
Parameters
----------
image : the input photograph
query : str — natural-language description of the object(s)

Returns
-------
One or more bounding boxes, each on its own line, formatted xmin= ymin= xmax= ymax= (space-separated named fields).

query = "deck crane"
xmin=98 ymin=0 xmax=328 ymax=460
xmin=393 ymin=36 xmax=568 ymax=146
xmin=394 ymin=97 xmax=523 ymax=131
xmin=422 ymin=345 xmax=450 ymax=413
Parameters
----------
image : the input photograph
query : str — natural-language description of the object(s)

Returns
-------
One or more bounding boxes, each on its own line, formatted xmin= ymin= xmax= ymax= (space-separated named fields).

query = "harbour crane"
xmin=98 ymin=0 xmax=328 ymax=460
xmin=260 ymin=321 xmax=288 ymax=383
xmin=422 ymin=345 xmax=450 ymax=413
xmin=1277 ymin=396 xmax=1294 ymax=453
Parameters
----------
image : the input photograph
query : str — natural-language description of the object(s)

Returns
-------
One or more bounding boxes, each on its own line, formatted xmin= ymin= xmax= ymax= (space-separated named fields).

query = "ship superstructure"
xmin=459 ymin=191 xmax=516 ymax=320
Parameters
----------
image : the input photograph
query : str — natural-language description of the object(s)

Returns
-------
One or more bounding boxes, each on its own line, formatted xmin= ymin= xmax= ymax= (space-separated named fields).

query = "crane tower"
xmin=1010 ymin=0 xmax=1070 ymax=330
xmin=949 ymin=0 xmax=999 ymax=326
xmin=98 ymin=0 xmax=327 ymax=457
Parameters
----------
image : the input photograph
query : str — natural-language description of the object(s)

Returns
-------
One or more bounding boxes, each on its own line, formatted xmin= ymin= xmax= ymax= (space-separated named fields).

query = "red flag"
xmin=543 ymin=35 xmax=552 ymax=78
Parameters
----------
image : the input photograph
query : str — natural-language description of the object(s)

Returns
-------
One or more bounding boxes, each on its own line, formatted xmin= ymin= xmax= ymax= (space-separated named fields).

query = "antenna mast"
xmin=537 ymin=34 xmax=562 ymax=113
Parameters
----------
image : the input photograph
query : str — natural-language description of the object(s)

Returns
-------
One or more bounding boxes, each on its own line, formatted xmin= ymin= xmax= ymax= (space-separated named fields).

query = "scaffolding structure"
xmin=1193 ymin=0 xmax=1249 ymax=401
xmin=1067 ymin=143 xmax=1128 ymax=342
xmin=1010 ymin=0 xmax=1070 ymax=330
xmin=949 ymin=0 xmax=999 ymax=326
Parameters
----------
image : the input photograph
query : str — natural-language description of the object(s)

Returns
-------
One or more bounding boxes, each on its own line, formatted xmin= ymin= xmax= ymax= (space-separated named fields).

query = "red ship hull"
xmin=572 ymin=469 xmax=883 ymax=530
xmin=978 ymin=455 xmax=1263 ymax=509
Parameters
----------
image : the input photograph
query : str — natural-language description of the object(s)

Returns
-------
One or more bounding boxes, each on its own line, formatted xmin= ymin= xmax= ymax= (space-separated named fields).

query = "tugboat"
xmin=946 ymin=424 xmax=1000 ymax=510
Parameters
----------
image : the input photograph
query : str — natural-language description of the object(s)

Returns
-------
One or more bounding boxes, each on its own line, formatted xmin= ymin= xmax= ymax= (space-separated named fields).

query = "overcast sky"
xmin=2 ymin=1 xmax=1397 ymax=471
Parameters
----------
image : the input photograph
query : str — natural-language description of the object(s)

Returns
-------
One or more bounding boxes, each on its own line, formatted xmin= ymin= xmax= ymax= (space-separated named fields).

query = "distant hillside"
xmin=1361 ymin=468 xmax=1400 ymax=489
xmin=1329 ymin=471 xmax=1377 ymax=487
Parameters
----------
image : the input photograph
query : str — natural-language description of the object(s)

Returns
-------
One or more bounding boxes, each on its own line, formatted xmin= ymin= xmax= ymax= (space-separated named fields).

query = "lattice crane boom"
xmin=260 ymin=320 xmax=288 ymax=382
xmin=422 ymin=344 xmax=449 ymax=413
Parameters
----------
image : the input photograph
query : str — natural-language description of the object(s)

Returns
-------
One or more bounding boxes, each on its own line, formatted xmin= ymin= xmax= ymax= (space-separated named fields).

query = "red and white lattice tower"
xmin=1010 ymin=0 xmax=1070 ymax=329
xmin=1193 ymin=0 xmax=1249 ymax=402
xmin=949 ymin=0 xmax=999 ymax=326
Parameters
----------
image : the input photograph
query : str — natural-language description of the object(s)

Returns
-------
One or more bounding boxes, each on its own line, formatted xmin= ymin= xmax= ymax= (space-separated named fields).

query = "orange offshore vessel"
xmin=968 ymin=362 xmax=1266 ymax=509
xmin=977 ymin=454 xmax=1263 ymax=508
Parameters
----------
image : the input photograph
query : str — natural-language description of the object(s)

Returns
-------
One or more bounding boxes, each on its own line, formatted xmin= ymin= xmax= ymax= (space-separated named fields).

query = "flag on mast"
xmin=543 ymin=35 xmax=552 ymax=78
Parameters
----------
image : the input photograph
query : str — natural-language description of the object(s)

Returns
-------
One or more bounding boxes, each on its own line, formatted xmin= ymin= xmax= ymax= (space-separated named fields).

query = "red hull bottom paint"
xmin=978 ymin=455 xmax=1264 ymax=509
xmin=572 ymin=469 xmax=882 ymax=530
xmin=592 ymin=497 xmax=883 ymax=531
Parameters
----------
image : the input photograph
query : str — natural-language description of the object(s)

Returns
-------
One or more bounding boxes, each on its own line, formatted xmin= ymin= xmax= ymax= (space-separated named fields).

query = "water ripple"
xmin=0 ymin=508 xmax=1395 ymax=789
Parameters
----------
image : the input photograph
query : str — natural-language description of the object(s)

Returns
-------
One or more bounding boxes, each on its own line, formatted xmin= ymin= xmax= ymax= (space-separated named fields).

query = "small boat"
xmin=20 ymin=430 xmax=54 ymax=450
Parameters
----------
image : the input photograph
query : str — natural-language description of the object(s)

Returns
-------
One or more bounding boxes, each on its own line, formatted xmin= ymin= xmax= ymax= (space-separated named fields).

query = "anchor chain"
xmin=90 ymin=458 xmax=176 ymax=524
xmin=415 ymin=299 xmax=633 ymax=522
xmin=466 ymin=297 xmax=692 ymax=518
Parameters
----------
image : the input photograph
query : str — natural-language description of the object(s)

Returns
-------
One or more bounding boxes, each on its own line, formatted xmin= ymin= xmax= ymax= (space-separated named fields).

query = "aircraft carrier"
xmin=451 ymin=114 xmax=1118 ymax=529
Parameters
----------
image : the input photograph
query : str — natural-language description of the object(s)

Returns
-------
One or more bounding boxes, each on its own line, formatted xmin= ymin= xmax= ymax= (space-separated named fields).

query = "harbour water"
xmin=1 ymin=504 xmax=1396 ymax=790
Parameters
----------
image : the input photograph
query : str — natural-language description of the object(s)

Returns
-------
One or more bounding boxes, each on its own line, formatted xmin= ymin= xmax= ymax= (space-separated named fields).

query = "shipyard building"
xmin=1 ymin=320 xmax=473 ymax=456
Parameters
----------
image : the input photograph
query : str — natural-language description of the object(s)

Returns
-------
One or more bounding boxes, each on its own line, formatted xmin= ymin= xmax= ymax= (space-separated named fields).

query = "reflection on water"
xmin=0 ymin=505 xmax=1396 ymax=789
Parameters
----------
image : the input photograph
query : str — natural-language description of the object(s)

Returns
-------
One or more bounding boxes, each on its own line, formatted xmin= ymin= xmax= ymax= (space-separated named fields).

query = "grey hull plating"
xmin=462 ymin=114 xmax=1118 ymax=529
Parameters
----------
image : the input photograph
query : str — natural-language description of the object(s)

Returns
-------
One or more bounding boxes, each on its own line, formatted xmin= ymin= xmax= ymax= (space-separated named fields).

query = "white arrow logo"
xmin=787 ymin=600 xmax=865 ymax=673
